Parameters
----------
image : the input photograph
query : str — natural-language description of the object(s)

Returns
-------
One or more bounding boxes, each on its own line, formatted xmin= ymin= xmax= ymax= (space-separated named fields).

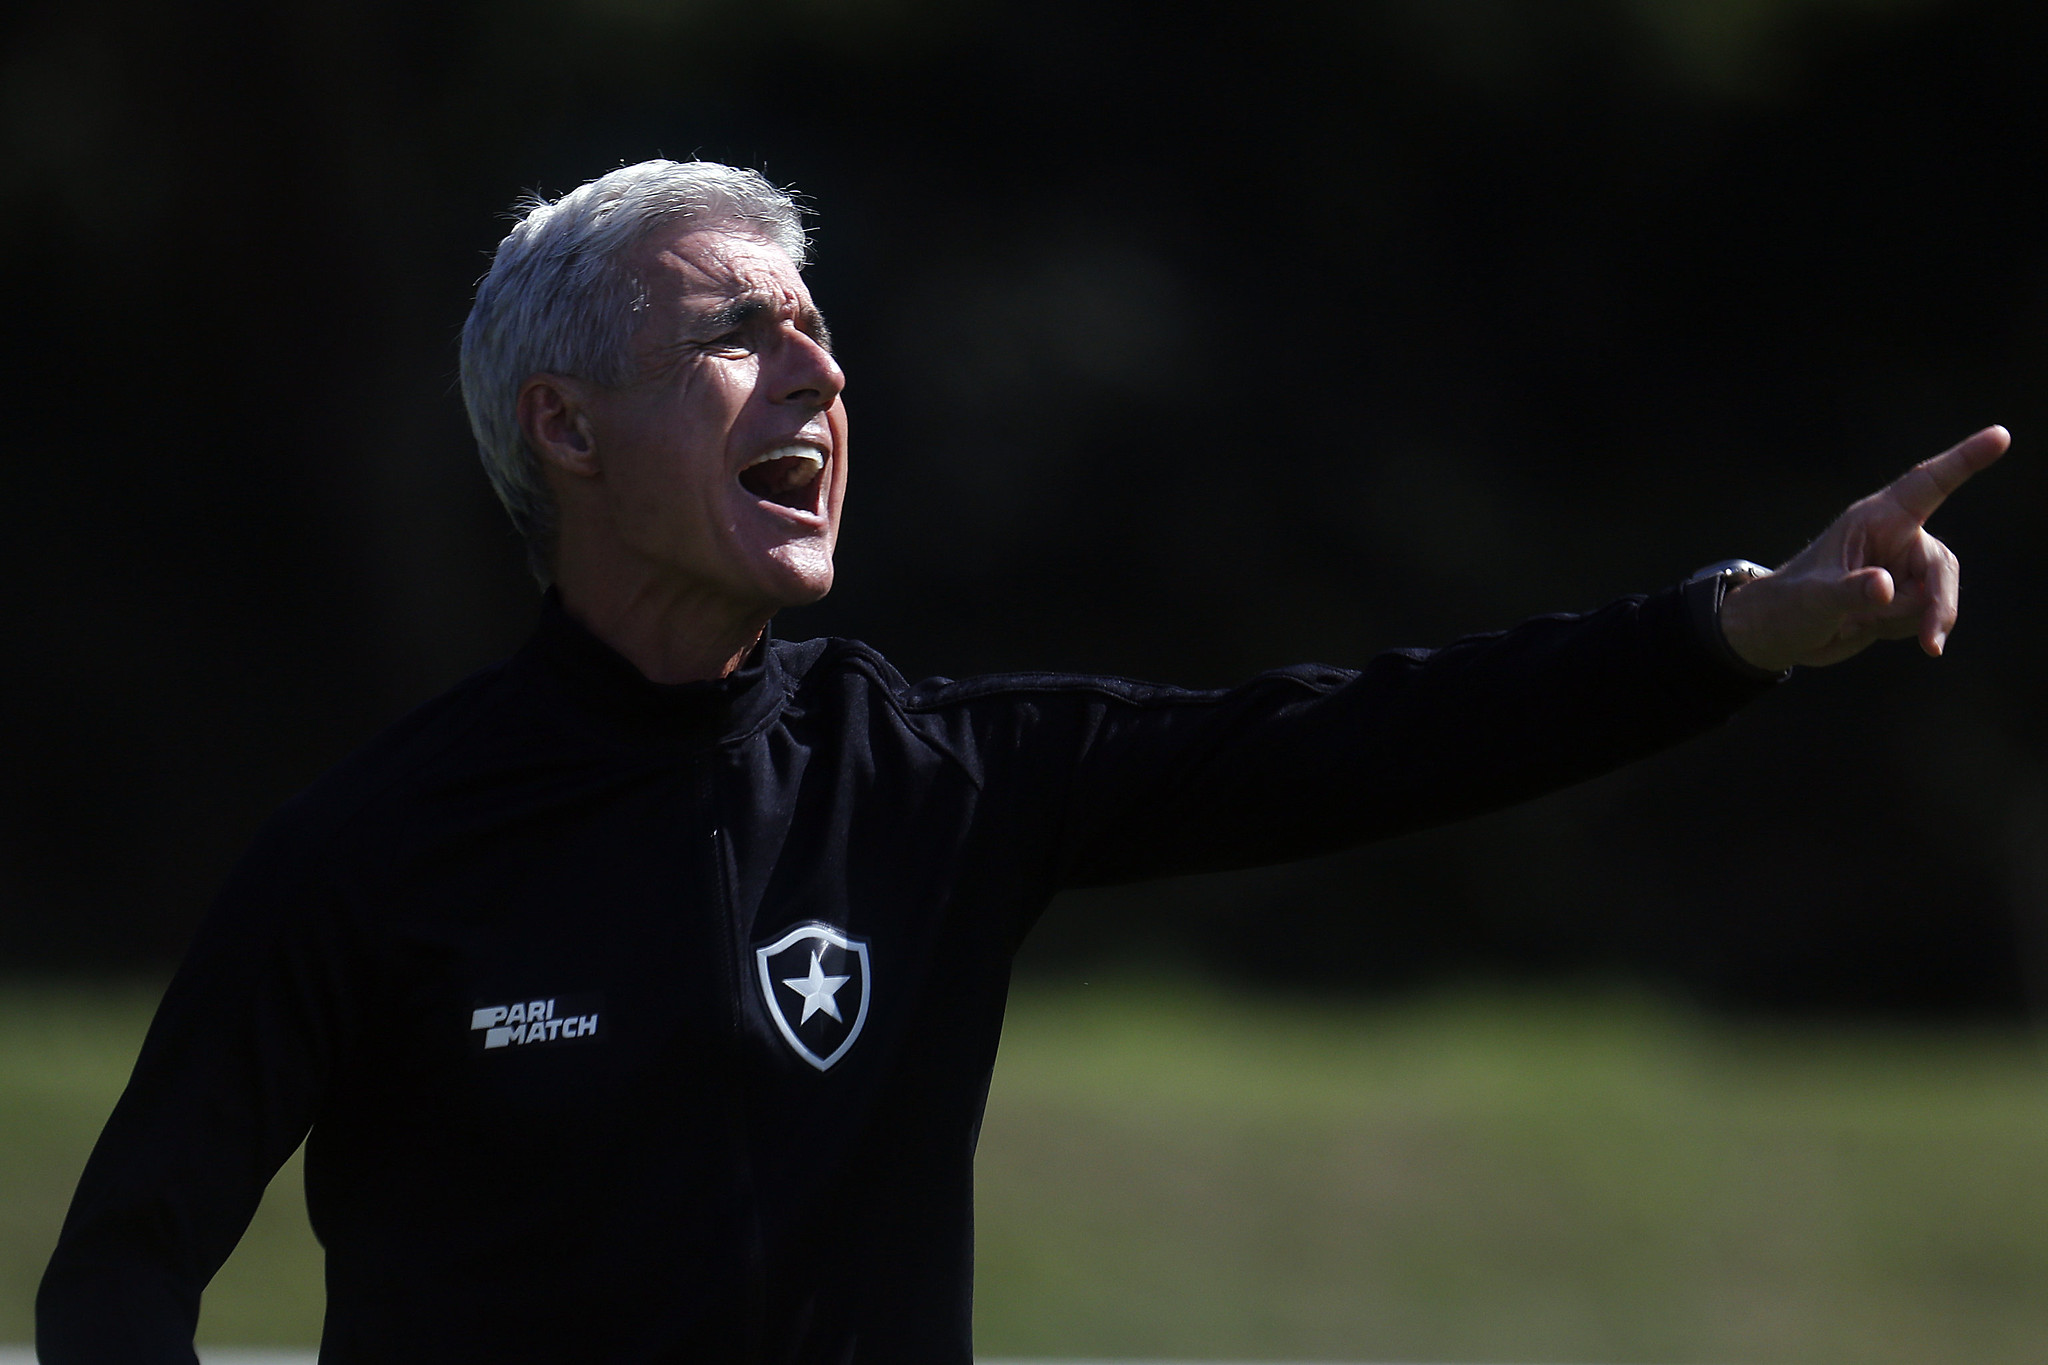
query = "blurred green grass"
xmin=977 ymin=983 xmax=2048 ymax=1362
xmin=0 ymin=982 xmax=324 ymax=1346
xmin=7 ymin=978 xmax=2048 ymax=1361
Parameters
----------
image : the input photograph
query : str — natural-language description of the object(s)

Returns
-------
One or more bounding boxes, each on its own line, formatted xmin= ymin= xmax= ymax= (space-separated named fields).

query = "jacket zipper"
xmin=699 ymin=755 xmax=769 ymax=1357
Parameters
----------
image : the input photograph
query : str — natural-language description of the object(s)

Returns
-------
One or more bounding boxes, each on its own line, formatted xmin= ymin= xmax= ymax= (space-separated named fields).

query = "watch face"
xmin=1689 ymin=558 xmax=1771 ymax=586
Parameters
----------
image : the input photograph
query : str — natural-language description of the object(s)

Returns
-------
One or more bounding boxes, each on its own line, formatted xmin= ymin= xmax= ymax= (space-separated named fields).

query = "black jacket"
xmin=39 ymin=585 xmax=1775 ymax=1363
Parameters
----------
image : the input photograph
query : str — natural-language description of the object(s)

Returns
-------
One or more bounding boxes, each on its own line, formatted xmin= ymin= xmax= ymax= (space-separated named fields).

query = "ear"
xmin=517 ymin=374 xmax=601 ymax=479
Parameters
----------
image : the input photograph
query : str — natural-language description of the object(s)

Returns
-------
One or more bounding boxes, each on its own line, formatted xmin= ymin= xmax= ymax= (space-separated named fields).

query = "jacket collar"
xmin=523 ymin=589 xmax=790 ymax=746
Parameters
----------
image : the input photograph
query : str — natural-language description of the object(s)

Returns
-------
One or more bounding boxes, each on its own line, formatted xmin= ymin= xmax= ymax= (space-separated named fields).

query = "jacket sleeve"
xmin=36 ymin=824 xmax=359 ymax=1363
xmin=980 ymin=583 xmax=1779 ymax=889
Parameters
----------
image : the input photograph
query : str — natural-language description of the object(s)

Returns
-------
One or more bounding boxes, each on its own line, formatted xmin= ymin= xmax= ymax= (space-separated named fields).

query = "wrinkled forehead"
xmin=634 ymin=224 xmax=810 ymax=314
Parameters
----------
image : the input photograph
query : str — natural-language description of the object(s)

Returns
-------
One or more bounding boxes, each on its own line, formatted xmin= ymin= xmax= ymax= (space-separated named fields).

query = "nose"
xmin=770 ymin=328 xmax=846 ymax=412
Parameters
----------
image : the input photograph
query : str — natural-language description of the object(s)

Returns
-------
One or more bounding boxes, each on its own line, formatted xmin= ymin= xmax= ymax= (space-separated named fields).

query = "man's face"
xmin=576 ymin=225 xmax=847 ymax=616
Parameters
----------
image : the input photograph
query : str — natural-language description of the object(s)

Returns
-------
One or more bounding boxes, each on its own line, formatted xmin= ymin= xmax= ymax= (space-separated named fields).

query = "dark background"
xmin=2 ymin=0 xmax=2042 ymax=1017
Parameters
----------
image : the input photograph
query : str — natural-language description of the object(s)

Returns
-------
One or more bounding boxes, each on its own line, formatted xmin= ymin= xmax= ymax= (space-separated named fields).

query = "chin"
xmin=761 ymin=544 xmax=836 ymax=609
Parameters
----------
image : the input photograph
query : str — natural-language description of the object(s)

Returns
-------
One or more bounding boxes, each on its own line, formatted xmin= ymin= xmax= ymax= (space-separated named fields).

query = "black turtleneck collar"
xmin=521 ymin=589 xmax=791 ymax=746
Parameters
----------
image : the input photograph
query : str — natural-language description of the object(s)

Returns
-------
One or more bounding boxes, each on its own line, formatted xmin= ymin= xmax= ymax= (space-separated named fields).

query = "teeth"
xmin=744 ymin=445 xmax=825 ymax=473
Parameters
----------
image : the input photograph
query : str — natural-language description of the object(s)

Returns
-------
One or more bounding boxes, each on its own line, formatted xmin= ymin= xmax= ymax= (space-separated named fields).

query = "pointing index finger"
xmin=1885 ymin=425 xmax=2011 ymax=523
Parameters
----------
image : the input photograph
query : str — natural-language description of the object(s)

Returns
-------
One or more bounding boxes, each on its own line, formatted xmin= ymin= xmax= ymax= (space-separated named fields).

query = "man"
xmin=39 ymin=159 xmax=2007 ymax=1362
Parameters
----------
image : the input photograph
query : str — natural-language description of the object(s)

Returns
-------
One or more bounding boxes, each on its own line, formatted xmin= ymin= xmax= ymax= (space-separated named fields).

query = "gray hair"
xmin=459 ymin=159 xmax=810 ymax=585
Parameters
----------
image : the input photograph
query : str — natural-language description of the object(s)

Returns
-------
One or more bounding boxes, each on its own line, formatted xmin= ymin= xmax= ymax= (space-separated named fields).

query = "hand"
xmin=1718 ymin=426 xmax=2010 ymax=672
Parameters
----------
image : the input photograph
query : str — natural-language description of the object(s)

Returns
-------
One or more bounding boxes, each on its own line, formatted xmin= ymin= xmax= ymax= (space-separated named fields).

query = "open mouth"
xmin=739 ymin=445 xmax=827 ymax=513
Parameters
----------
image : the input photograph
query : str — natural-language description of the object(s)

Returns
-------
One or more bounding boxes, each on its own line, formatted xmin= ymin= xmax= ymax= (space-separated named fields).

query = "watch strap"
xmin=1682 ymin=559 xmax=1786 ymax=682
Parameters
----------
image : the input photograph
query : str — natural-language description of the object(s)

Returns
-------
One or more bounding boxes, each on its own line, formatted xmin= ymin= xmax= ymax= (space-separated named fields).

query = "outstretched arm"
xmin=1720 ymin=426 xmax=2010 ymax=671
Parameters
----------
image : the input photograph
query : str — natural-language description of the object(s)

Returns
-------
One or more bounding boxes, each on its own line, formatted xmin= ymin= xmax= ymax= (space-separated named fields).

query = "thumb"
xmin=1828 ymin=565 xmax=1894 ymax=611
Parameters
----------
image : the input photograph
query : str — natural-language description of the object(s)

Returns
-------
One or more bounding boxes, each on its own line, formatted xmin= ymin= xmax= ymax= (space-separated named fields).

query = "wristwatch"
xmin=1682 ymin=558 xmax=1783 ymax=679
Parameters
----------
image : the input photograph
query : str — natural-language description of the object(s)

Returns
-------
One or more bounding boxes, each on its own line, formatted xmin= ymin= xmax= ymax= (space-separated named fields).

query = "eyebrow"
xmin=691 ymin=296 xmax=834 ymax=353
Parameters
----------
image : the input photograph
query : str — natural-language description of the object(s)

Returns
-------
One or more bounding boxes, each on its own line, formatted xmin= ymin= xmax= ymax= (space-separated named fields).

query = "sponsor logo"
xmin=754 ymin=923 xmax=871 ymax=1071
xmin=469 ymin=993 xmax=605 ymax=1051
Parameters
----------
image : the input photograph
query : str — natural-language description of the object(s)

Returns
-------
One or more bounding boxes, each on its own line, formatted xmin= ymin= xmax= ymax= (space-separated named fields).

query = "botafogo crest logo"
xmin=754 ymin=922 xmax=871 ymax=1071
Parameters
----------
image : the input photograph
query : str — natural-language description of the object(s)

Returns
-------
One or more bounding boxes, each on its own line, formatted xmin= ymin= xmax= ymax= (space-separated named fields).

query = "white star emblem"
xmin=780 ymin=950 xmax=851 ymax=1025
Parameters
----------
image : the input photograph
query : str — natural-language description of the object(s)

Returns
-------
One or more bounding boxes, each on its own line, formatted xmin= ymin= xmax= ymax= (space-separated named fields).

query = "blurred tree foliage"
xmin=1 ymin=0 xmax=2042 ymax=1015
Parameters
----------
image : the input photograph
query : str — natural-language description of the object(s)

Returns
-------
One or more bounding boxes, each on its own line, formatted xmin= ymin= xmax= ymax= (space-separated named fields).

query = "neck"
xmin=552 ymin=563 xmax=772 ymax=686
